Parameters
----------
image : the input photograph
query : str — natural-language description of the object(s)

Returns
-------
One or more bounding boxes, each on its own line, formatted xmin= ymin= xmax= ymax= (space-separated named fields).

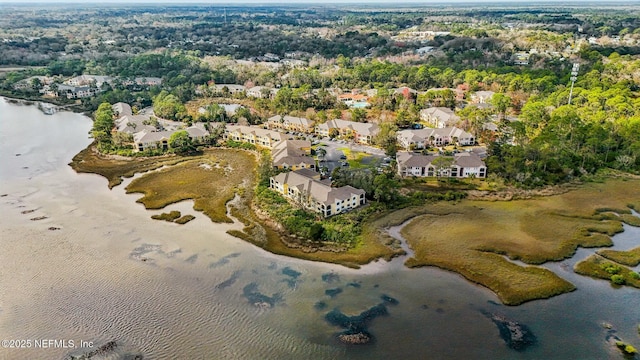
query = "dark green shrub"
xmin=601 ymin=263 xmax=621 ymax=274
xmin=611 ymin=274 xmax=625 ymax=285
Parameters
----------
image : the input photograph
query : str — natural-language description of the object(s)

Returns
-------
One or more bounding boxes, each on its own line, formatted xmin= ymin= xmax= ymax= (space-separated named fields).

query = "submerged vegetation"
xmin=325 ymin=301 xmax=396 ymax=345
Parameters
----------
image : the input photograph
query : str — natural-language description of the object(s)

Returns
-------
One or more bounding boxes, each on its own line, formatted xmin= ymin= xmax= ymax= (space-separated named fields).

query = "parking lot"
xmin=313 ymin=137 xmax=388 ymax=175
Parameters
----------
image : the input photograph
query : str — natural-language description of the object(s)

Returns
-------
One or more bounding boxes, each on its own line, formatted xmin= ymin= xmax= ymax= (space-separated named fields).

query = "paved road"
xmin=314 ymin=137 xmax=387 ymax=175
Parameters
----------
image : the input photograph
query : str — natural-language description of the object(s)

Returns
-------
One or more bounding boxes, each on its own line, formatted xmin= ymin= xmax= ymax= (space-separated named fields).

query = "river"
xmin=0 ymin=97 xmax=638 ymax=359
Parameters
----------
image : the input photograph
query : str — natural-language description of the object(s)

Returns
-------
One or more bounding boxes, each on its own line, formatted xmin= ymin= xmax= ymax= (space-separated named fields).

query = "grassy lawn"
xmin=126 ymin=149 xmax=256 ymax=223
xmin=338 ymin=147 xmax=374 ymax=169
xmin=392 ymin=178 xmax=640 ymax=305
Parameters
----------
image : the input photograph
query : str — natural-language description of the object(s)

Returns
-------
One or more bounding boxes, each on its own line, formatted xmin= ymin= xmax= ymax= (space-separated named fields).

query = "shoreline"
xmin=1 ymin=95 xmax=88 ymax=115
xmin=9 ymin=95 xmax=637 ymax=306
xmin=68 ymin=138 xmax=640 ymax=305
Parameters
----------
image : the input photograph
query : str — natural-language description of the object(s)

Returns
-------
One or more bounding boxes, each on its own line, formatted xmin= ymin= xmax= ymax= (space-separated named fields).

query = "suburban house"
xmin=364 ymin=88 xmax=378 ymax=97
xmin=115 ymin=114 xmax=156 ymax=134
xmin=271 ymin=140 xmax=315 ymax=171
xmin=133 ymin=130 xmax=174 ymax=152
xmin=315 ymin=119 xmax=379 ymax=145
xmin=247 ymin=86 xmax=278 ymax=99
xmin=269 ymin=169 xmax=366 ymax=217
xmin=46 ymin=84 xmax=98 ymax=99
xmin=213 ymin=84 xmax=246 ymax=95
xmin=470 ymin=91 xmax=496 ymax=104
xmin=64 ymin=75 xmax=112 ymax=87
xmin=280 ymin=59 xmax=306 ymax=67
xmin=266 ymin=115 xmax=315 ymax=133
xmin=397 ymin=127 xmax=475 ymax=149
xmin=13 ymin=76 xmax=53 ymax=90
xmin=184 ymin=123 xmax=211 ymax=143
xmin=224 ymin=124 xmax=288 ymax=148
xmin=112 ymin=102 xmax=133 ymax=117
xmin=109 ymin=102 xmax=213 ymax=152
xmin=394 ymin=86 xmax=418 ymax=99
xmin=420 ymin=107 xmax=461 ymax=128
xmin=396 ymin=152 xmax=487 ymax=178
xmin=131 ymin=123 xmax=210 ymax=152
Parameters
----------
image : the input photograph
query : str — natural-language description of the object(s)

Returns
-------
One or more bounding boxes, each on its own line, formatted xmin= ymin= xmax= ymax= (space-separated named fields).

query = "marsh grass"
xmin=175 ymin=215 xmax=196 ymax=224
xmin=151 ymin=210 xmax=181 ymax=222
xmin=70 ymin=144 xmax=186 ymax=188
xmin=597 ymin=247 xmax=640 ymax=267
xmin=151 ymin=211 xmax=195 ymax=224
xmin=574 ymin=255 xmax=640 ymax=289
xmin=125 ymin=149 xmax=256 ymax=223
xmin=226 ymin=191 xmax=402 ymax=268
xmin=403 ymin=177 xmax=481 ymax=192
xmin=394 ymin=179 xmax=640 ymax=304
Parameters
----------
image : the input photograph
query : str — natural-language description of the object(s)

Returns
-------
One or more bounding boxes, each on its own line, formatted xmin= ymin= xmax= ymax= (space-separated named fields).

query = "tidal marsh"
xmin=70 ymin=144 xmax=186 ymax=188
xmin=396 ymin=179 xmax=640 ymax=304
xmin=597 ymin=247 xmax=640 ymax=267
xmin=126 ymin=149 xmax=256 ymax=223
xmin=574 ymin=255 xmax=640 ymax=289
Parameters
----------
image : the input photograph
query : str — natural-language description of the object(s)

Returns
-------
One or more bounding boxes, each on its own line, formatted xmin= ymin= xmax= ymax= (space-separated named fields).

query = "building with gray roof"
xmin=420 ymin=107 xmax=461 ymax=128
xmin=397 ymin=152 xmax=486 ymax=178
xmin=397 ymin=127 xmax=475 ymax=150
xmin=224 ymin=124 xmax=289 ymax=148
xmin=112 ymin=102 xmax=133 ymax=117
xmin=272 ymin=140 xmax=315 ymax=171
xmin=270 ymin=169 xmax=366 ymax=217
xmin=267 ymin=115 xmax=315 ymax=133
xmin=315 ymin=119 xmax=379 ymax=145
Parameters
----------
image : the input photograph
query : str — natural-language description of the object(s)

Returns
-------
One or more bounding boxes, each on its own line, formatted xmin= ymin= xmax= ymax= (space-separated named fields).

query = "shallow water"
xmin=0 ymin=97 xmax=639 ymax=359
